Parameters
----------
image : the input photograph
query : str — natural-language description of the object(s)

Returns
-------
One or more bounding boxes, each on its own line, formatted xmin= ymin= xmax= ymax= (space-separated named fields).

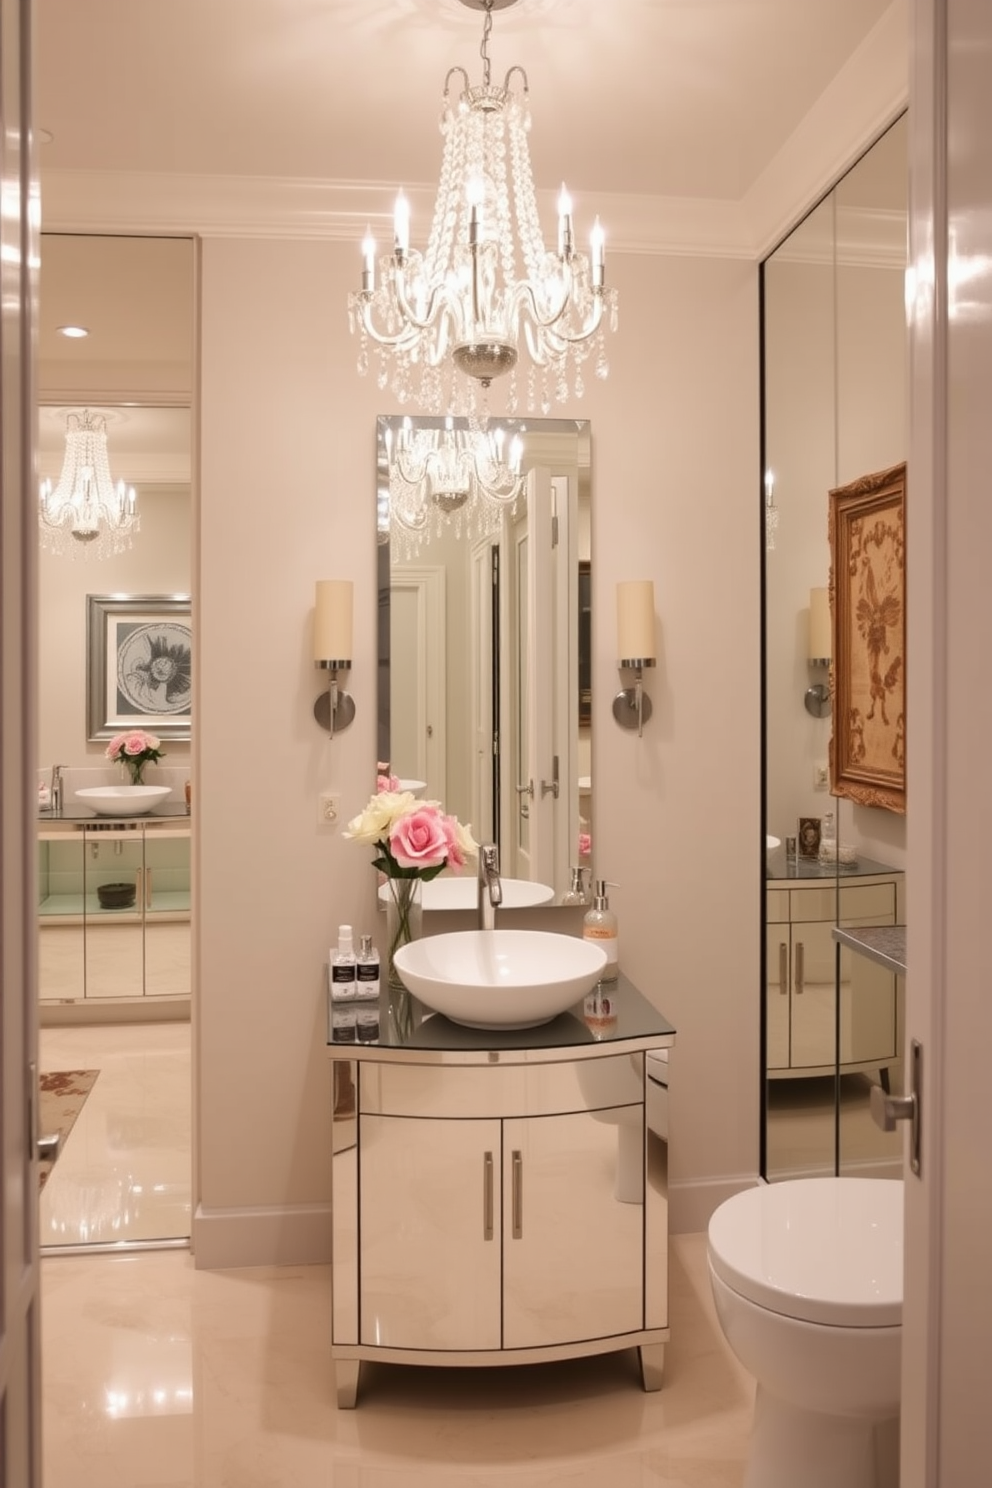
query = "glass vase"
xmin=384 ymin=875 xmax=423 ymax=991
xmin=123 ymin=759 xmax=146 ymax=786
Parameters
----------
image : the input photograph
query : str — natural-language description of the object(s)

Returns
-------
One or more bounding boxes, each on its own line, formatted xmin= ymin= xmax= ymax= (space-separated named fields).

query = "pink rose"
xmin=389 ymin=806 xmax=449 ymax=871
xmin=442 ymin=814 xmax=466 ymax=870
xmin=579 ymin=832 xmax=592 ymax=858
xmin=377 ymin=771 xmax=400 ymax=793
xmin=104 ymin=732 xmax=128 ymax=761
xmin=124 ymin=731 xmax=151 ymax=756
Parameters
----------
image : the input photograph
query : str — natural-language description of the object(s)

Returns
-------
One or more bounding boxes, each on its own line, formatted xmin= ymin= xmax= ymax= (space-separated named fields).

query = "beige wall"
xmin=194 ymin=238 xmax=761 ymax=1263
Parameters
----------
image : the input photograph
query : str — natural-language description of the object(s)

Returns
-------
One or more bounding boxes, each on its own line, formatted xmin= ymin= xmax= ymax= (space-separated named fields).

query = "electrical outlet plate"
xmin=318 ymin=792 xmax=341 ymax=825
xmin=813 ymin=762 xmax=829 ymax=790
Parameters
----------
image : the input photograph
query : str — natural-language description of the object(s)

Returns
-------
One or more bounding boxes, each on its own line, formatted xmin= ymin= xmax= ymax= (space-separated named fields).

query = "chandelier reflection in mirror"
xmin=383 ymin=415 xmax=526 ymax=557
xmin=348 ymin=0 xmax=618 ymax=419
xmin=39 ymin=410 xmax=139 ymax=559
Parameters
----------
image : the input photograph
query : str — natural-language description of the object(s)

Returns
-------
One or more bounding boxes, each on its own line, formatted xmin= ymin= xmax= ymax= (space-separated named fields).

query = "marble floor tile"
xmin=41 ymin=1235 xmax=754 ymax=1488
xmin=39 ymin=1021 xmax=191 ymax=1246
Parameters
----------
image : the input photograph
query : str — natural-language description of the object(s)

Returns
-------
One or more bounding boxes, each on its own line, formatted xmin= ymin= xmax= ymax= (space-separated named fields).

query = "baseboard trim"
xmin=192 ymin=1202 xmax=332 ymax=1269
xmin=669 ymin=1174 xmax=761 ymax=1234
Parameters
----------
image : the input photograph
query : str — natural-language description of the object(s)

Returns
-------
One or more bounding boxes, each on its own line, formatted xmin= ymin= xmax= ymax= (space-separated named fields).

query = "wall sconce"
xmin=613 ymin=580 xmax=656 ymax=736
xmin=805 ymin=585 xmax=832 ymax=717
xmin=313 ymin=580 xmax=356 ymax=738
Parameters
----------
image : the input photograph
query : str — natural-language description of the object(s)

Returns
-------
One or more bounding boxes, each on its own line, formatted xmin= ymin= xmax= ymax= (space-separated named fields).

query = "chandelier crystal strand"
xmin=38 ymin=410 xmax=139 ymax=559
xmin=347 ymin=0 xmax=617 ymax=416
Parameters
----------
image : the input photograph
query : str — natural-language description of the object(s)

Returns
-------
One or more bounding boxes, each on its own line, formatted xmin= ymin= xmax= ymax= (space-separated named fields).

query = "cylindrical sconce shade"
xmin=314 ymin=580 xmax=353 ymax=663
xmin=617 ymin=580 xmax=656 ymax=662
xmin=808 ymin=587 xmax=831 ymax=661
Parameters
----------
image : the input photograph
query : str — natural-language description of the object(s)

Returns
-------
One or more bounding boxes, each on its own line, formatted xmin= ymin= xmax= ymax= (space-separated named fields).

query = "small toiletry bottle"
xmin=583 ymin=880 xmax=619 ymax=983
xmin=356 ymin=934 xmax=379 ymax=999
xmin=329 ymin=925 xmax=358 ymax=1043
xmin=355 ymin=934 xmax=380 ymax=1044
xmin=561 ymin=866 xmax=590 ymax=906
xmin=819 ymin=810 xmax=837 ymax=861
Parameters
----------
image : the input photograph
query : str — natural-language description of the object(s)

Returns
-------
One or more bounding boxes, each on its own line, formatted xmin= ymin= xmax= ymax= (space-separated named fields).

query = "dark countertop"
xmin=832 ymin=925 xmax=907 ymax=975
xmin=39 ymin=803 xmax=190 ymax=824
xmin=327 ymin=973 xmax=676 ymax=1065
xmin=767 ymin=850 xmax=901 ymax=882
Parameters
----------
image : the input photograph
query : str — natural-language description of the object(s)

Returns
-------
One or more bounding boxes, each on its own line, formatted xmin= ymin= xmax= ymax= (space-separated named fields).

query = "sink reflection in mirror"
xmin=377 ymin=877 xmax=554 ymax=912
xmin=377 ymin=415 xmax=592 ymax=904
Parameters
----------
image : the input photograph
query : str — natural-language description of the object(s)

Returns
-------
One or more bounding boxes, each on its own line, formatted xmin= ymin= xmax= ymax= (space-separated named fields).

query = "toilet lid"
xmin=708 ymin=1178 xmax=903 ymax=1327
xmin=646 ymin=1048 xmax=669 ymax=1084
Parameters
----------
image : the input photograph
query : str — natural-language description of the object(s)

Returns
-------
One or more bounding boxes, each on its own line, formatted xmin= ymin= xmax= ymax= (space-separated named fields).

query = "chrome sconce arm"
xmin=314 ymin=659 xmax=356 ymax=739
xmin=613 ymin=658 xmax=655 ymax=737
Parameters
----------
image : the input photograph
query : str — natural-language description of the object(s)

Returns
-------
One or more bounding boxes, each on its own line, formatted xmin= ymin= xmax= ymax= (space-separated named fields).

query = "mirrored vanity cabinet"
xmin=327 ymin=978 xmax=674 ymax=1407
xmin=38 ymin=807 xmax=191 ymax=1008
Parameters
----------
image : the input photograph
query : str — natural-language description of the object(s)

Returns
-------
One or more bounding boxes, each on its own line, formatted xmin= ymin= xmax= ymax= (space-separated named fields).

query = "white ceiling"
xmin=37 ymin=0 xmax=896 ymax=210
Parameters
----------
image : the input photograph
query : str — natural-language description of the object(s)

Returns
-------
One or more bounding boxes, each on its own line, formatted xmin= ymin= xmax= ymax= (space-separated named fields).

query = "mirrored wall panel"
xmin=762 ymin=116 xmax=907 ymax=1181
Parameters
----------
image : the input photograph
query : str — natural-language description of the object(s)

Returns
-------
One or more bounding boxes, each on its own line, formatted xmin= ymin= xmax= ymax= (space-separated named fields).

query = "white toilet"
xmin=708 ymin=1177 xmax=903 ymax=1488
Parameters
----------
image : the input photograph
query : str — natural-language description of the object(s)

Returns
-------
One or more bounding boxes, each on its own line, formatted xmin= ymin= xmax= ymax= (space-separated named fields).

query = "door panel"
xmin=502 ymin=1110 xmax=643 ymax=1348
xmin=359 ymin=1114 xmax=501 ymax=1351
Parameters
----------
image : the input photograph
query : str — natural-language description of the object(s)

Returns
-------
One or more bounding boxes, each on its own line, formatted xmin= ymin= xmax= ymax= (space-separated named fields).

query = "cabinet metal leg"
xmin=334 ymin=1357 xmax=360 ymax=1409
xmin=638 ymin=1342 xmax=665 ymax=1392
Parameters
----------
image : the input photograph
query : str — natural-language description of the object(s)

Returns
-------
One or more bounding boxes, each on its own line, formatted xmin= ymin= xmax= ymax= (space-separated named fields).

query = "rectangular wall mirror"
xmin=376 ymin=414 xmax=592 ymax=905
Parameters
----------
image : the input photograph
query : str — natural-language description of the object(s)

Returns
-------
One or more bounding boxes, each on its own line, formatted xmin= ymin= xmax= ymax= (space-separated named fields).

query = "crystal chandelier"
xmin=39 ymin=410 xmax=139 ymax=558
xmin=348 ymin=0 xmax=618 ymax=418
xmin=384 ymin=416 xmax=526 ymax=556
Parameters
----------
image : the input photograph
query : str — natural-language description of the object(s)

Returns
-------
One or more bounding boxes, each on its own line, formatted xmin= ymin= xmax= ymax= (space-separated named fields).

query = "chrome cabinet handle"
xmin=511 ymin=1149 xmax=523 ymax=1238
xmin=795 ymin=940 xmax=804 ymax=994
xmin=540 ymin=755 xmax=560 ymax=799
xmin=778 ymin=942 xmax=788 ymax=995
xmin=483 ymin=1151 xmax=494 ymax=1241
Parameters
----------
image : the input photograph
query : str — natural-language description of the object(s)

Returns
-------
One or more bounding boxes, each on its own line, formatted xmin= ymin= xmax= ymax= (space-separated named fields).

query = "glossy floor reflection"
xmin=39 ymin=1021 xmax=191 ymax=1247
xmin=41 ymin=1234 xmax=753 ymax=1488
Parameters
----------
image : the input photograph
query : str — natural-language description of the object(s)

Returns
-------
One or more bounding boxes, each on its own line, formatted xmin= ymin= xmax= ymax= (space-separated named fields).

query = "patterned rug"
xmin=38 ymin=1070 xmax=99 ymax=1190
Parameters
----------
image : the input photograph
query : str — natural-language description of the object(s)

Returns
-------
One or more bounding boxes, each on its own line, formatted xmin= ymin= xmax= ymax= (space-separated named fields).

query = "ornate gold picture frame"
xmin=828 ymin=462 xmax=906 ymax=814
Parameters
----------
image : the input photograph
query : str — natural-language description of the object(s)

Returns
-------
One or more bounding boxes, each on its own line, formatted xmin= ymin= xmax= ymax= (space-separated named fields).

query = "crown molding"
xmin=39 ymin=2 xmax=908 ymax=263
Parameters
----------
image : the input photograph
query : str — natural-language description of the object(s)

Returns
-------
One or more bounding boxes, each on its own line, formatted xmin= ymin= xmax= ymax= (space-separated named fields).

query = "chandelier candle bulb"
xmin=393 ymin=193 xmax=410 ymax=257
xmin=362 ymin=230 xmax=376 ymax=293
xmin=591 ymin=218 xmax=605 ymax=286
xmin=558 ymin=185 xmax=573 ymax=257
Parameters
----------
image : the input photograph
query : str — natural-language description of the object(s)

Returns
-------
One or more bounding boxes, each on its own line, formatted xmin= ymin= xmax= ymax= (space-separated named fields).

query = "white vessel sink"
xmin=766 ymin=835 xmax=781 ymax=852
xmin=393 ymin=929 xmax=607 ymax=1029
xmin=377 ymin=876 xmax=555 ymax=912
xmin=75 ymin=785 xmax=171 ymax=817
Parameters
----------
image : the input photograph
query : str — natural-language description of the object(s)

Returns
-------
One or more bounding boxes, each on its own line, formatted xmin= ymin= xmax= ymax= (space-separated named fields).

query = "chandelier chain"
xmin=480 ymin=0 xmax=493 ymax=89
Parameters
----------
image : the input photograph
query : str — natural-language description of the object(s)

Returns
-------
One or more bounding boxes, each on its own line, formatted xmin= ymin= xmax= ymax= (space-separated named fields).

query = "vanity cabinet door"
xmin=787 ymin=919 xmax=840 ymax=1069
xmin=765 ymin=923 xmax=791 ymax=1072
xmin=359 ymin=1114 xmax=502 ymax=1352
xmin=501 ymin=1107 xmax=643 ymax=1349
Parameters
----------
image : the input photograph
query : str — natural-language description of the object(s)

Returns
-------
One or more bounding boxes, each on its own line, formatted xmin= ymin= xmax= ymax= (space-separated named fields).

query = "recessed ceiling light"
xmin=57 ymin=325 xmax=89 ymax=339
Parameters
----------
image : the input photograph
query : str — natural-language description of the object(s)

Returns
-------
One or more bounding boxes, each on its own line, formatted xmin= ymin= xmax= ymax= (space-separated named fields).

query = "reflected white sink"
xmin=766 ymin=835 xmax=781 ymax=852
xmin=377 ymin=876 xmax=555 ymax=912
xmin=75 ymin=785 xmax=171 ymax=817
xmin=393 ymin=929 xmax=608 ymax=1029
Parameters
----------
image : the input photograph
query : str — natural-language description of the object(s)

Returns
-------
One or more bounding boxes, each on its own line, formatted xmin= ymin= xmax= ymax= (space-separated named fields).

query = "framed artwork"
xmin=828 ymin=462 xmax=906 ymax=814
xmin=87 ymin=594 xmax=192 ymax=741
xmin=578 ymin=560 xmax=591 ymax=727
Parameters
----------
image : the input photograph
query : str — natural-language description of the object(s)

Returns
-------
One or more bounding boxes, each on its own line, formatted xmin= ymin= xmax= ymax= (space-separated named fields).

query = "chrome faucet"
xmin=477 ymin=843 xmax=503 ymax=931
xmin=50 ymin=763 xmax=63 ymax=816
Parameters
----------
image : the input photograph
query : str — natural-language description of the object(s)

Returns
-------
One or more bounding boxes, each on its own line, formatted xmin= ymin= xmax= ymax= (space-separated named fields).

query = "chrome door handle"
xmin=37 ymin=1132 xmax=60 ymax=1163
xmin=511 ymin=1149 xmax=523 ymax=1238
xmin=870 ymin=1038 xmax=922 ymax=1175
xmin=540 ymin=755 xmax=560 ymax=799
xmin=778 ymin=942 xmax=788 ymax=995
xmin=515 ymin=780 xmax=534 ymax=798
xmin=795 ymin=940 xmax=804 ymax=994
xmin=483 ymin=1151 xmax=494 ymax=1241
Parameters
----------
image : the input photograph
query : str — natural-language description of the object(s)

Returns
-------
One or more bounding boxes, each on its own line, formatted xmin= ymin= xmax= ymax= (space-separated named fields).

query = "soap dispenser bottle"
xmin=583 ymin=880 xmax=619 ymax=983
xmin=561 ymin=866 xmax=590 ymax=906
